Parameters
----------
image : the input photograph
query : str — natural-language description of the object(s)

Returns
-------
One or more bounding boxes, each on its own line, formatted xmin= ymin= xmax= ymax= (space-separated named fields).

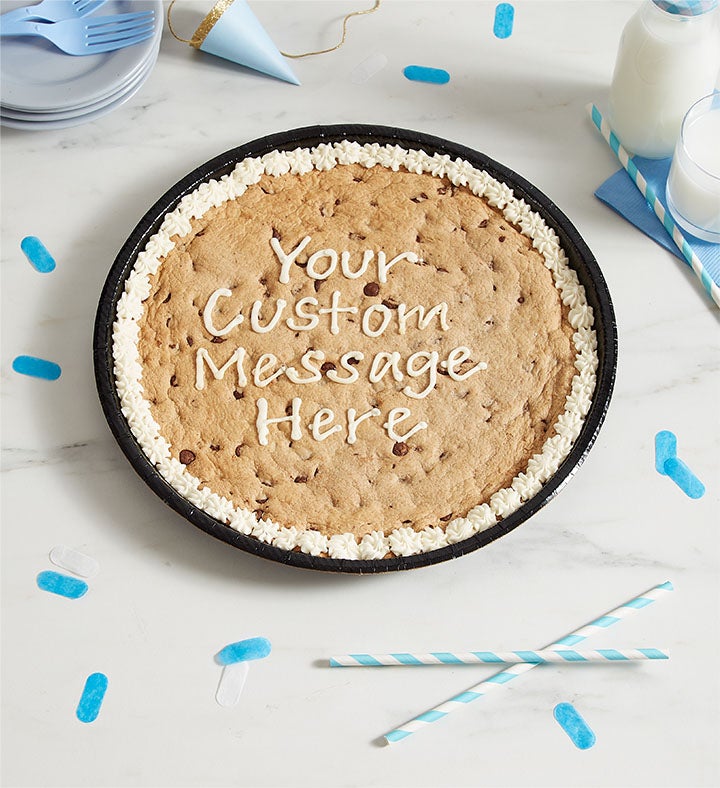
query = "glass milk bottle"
xmin=609 ymin=0 xmax=720 ymax=158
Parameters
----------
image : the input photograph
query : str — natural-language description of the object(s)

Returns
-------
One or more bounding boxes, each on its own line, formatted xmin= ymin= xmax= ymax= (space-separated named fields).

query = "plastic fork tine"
xmin=73 ymin=0 xmax=107 ymax=12
xmin=82 ymin=11 xmax=154 ymax=30
xmin=0 ymin=0 xmax=107 ymax=24
xmin=85 ymin=18 xmax=155 ymax=38
xmin=0 ymin=10 xmax=156 ymax=55
xmin=85 ymin=29 xmax=154 ymax=52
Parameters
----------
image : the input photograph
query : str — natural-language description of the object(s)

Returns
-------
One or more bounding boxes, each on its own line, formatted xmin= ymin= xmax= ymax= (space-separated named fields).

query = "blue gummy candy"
xmin=403 ymin=65 xmax=450 ymax=85
xmin=37 ymin=570 xmax=87 ymax=599
xmin=12 ymin=355 xmax=61 ymax=381
xmin=655 ymin=430 xmax=677 ymax=474
xmin=215 ymin=637 xmax=272 ymax=666
xmin=76 ymin=673 xmax=108 ymax=723
xmin=493 ymin=3 xmax=515 ymax=39
xmin=21 ymin=236 xmax=56 ymax=273
xmin=664 ymin=457 xmax=705 ymax=499
xmin=553 ymin=703 xmax=596 ymax=750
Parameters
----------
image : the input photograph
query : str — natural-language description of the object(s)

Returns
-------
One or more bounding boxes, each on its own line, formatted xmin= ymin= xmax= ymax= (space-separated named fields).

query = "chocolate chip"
xmin=439 ymin=513 xmax=453 ymax=522
xmin=179 ymin=450 xmax=195 ymax=465
xmin=170 ymin=375 xmax=178 ymax=387
xmin=518 ymin=296 xmax=525 ymax=304
xmin=437 ymin=186 xmax=448 ymax=195
xmin=187 ymin=336 xmax=194 ymax=346
xmin=347 ymin=357 xmax=360 ymax=365
xmin=233 ymin=390 xmax=244 ymax=400
xmin=363 ymin=282 xmax=380 ymax=296
xmin=234 ymin=445 xmax=243 ymax=457
xmin=285 ymin=403 xmax=293 ymax=416
xmin=320 ymin=362 xmax=336 ymax=372
xmin=211 ymin=336 xmax=225 ymax=343
xmin=314 ymin=280 xmax=322 ymax=292
xmin=479 ymin=219 xmax=489 ymax=228
xmin=294 ymin=475 xmax=308 ymax=484
xmin=381 ymin=299 xmax=398 ymax=309
xmin=210 ymin=444 xmax=220 ymax=452
xmin=499 ymin=235 xmax=506 ymax=243
xmin=348 ymin=232 xmax=366 ymax=241
xmin=436 ymin=267 xmax=449 ymax=273
xmin=162 ymin=292 xmax=171 ymax=304
xmin=392 ymin=442 xmax=409 ymax=457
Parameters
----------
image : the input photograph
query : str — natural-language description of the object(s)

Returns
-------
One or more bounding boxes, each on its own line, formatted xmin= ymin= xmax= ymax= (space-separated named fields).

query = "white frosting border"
xmin=112 ymin=142 xmax=598 ymax=561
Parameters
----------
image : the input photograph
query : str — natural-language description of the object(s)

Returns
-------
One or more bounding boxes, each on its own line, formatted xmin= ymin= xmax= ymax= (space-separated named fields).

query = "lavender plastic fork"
xmin=0 ymin=0 xmax=108 ymax=25
xmin=0 ymin=10 xmax=155 ymax=55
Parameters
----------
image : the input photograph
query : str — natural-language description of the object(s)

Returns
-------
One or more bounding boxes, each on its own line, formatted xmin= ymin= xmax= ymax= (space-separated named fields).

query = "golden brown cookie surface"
xmin=136 ymin=164 xmax=575 ymax=537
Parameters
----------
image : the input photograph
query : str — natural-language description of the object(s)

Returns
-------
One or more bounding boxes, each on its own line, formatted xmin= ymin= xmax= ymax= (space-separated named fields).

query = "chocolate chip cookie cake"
xmin=112 ymin=139 xmax=598 ymax=562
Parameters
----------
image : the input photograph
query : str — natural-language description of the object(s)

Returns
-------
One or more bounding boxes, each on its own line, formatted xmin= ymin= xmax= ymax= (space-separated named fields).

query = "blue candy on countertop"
xmin=403 ymin=65 xmax=450 ymax=85
xmin=553 ymin=702 xmax=596 ymax=750
xmin=12 ymin=355 xmax=62 ymax=381
xmin=215 ymin=637 xmax=272 ymax=666
xmin=493 ymin=3 xmax=515 ymax=39
xmin=37 ymin=570 xmax=87 ymax=599
xmin=76 ymin=673 xmax=108 ymax=724
xmin=21 ymin=236 xmax=56 ymax=273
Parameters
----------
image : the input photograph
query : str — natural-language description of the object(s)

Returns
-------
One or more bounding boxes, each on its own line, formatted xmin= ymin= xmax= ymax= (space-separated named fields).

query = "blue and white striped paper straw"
xmin=587 ymin=103 xmax=720 ymax=308
xmin=331 ymin=648 xmax=669 ymax=666
xmin=383 ymin=580 xmax=674 ymax=744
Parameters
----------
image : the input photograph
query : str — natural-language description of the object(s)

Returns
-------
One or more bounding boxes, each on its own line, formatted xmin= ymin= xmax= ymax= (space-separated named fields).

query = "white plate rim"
xmin=0 ymin=0 xmax=162 ymax=112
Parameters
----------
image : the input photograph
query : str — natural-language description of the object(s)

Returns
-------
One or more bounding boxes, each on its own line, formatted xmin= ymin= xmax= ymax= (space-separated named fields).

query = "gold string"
xmin=167 ymin=0 xmax=382 ymax=55
xmin=166 ymin=0 xmax=192 ymax=44
xmin=280 ymin=0 xmax=381 ymax=59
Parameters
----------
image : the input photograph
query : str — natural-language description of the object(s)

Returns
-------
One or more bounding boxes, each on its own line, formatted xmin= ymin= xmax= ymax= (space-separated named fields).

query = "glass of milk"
xmin=666 ymin=94 xmax=720 ymax=243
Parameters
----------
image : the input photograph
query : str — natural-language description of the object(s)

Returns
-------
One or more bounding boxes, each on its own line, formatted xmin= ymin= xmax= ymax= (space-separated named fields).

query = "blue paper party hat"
xmin=190 ymin=0 xmax=300 ymax=85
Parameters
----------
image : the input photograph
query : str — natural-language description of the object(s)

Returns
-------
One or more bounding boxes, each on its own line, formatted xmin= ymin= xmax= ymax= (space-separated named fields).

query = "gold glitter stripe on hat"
xmin=167 ymin=0 xmax=235 ymax=47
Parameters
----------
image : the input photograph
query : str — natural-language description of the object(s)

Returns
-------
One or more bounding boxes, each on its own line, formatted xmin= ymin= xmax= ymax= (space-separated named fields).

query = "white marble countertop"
xmin=1 ymin=2 xmax=719 ymax=786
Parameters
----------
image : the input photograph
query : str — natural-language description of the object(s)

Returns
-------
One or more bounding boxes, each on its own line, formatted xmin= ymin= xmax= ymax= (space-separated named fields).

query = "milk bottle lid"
xmin=652 ymin=0 xmax=718 ymax=15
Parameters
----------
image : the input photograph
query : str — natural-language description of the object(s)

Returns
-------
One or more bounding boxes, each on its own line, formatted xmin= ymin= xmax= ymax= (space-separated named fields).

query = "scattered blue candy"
xmin=37 ymin=570 xmax=88 ymax=600
xmin=76 ymin=673 xmax=108 ymax=723
xmin=493 ymin=2 xmax=515 ymax=39
xmin=664 ymin=457 xmax=705 ymax=499
xmin=553 ymin=702 xmax=596 ymax=750
xmin=655 ymin=430 xmax=677 ymax=474
xmin=215 ymin=637 xmax=272 ymax=666
xmin=21 ymin=236 xmax=56 ymax=273
xmin=12 ymin=355 xmax=61 ymax=381
xmin=403 ymin=65 xmax=450 ymax=85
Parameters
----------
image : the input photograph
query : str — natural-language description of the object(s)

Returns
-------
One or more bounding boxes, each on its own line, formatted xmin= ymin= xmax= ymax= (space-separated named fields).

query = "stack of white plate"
xmin=1 ymin=0 xmax=162 ymax=130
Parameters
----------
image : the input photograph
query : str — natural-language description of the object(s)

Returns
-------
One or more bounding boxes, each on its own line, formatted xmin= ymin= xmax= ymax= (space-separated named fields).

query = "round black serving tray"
xmin=94 ymin=124 xmax=618 ymax=574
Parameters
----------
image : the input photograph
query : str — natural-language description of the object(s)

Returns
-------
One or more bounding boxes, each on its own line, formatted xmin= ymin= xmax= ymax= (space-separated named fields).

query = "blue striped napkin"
xmin=595 ymin=156 xmax=720 ymax=289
